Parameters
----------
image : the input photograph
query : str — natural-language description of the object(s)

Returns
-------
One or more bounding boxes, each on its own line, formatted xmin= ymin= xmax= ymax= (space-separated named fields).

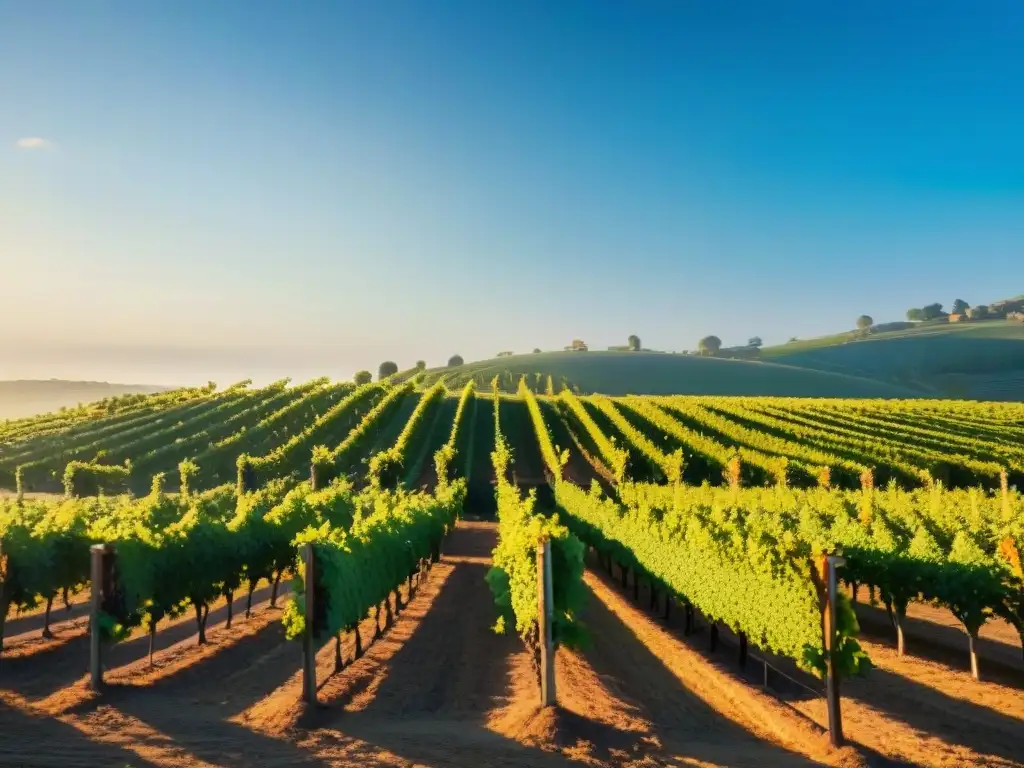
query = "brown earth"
xmin=0 ymin=520 xmax=872 ymax=767
xmin=851 ymin=585 xmax=1024 ymax=682
xmin=595 ymin=557 xmax=1024 ymax=768
xmin=792 ymin=637 xmax=1024 ymax=767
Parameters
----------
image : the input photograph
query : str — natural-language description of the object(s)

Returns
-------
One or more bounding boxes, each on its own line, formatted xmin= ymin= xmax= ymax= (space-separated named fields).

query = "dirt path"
xmin=0 ymin=582 xmax=288 ymax=702
xmin=294 ymin=521 xmax=841 ymax=767
xmin=2 ymin=520 xmax=864 ymax=767
xmin=556 ymin=572 xmax=849 ymax=767
xmin=851 ymin=587 xmax=1024 ymax=681
xmin=595 ymin=557 xmax=1024 ymax=768
xmin=4 ymin=592 xmax=89 ymax=642
xmin=792 ymin=639 xmax=1024 ymax=767
xmin=282 ymin=521 xmax=570 ymax=766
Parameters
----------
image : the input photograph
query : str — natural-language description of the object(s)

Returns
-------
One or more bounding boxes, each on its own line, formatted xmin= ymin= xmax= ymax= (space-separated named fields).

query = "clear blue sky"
xmin=2 ymin=1 xmax=1022 ymax=385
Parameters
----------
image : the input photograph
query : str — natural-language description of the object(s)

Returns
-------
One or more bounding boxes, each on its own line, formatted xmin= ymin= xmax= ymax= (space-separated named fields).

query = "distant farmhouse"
xmin=564 ymin=339 xmax=589 ymax=352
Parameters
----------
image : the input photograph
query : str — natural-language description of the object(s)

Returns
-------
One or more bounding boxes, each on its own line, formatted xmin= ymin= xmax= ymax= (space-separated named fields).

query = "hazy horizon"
xmin=4 ymin=2 xmax=1022 ymax=386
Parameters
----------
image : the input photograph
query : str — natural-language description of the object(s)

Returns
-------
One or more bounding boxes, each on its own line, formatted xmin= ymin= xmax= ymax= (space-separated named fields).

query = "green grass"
xmin=764 ymin=320 xmax=1024 ymax=399
xmin=421 ymin=351 xmax=917 ymax=398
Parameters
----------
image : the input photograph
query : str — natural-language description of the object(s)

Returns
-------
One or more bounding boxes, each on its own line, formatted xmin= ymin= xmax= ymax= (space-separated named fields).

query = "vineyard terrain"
xmin=420 ymin=351 xmax=919 ymax=397
xmin=2 ymin=378 xmax=1023 ymax=767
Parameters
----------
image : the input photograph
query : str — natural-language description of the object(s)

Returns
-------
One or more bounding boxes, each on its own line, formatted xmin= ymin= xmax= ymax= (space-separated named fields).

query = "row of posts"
xmin=604 ymin=550 xmax=847 ymax=748
xmin=87 ymin=537 xmax=840 ymax=747
xmin=300 ymin=542 xmax=430 ymax=706
xmin=301 ymin=538 xmax=555 ymax=709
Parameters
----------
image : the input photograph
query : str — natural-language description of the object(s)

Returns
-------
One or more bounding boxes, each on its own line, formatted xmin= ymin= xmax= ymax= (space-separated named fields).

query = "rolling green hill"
xmin=421 ymin=351 xmax=918 ymax=398
xmin=0 ymin=380 xmax=169 ymax=420
xmin=764 ymin=320 xmax=1024 ymax=399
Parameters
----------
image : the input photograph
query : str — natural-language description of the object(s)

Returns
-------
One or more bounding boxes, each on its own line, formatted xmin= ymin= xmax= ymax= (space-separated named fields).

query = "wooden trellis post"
xmin=537 ymin=538 xmax=555 ymax=706
xmin=89 ymin=544 xmax=114 ymax=690
xmin=824 ymin=555 xmax=846 ymax=747
xmin=302 ymin=543 xmax=317 ymax=706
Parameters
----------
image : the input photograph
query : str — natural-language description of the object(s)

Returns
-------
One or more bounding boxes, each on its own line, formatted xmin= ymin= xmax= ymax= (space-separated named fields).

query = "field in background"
xmin=765 ymin=320 xmax=1024 ymax=399
xmin=421 ymin=350 xmax=918 ymax=398
xmin=0 ymin=380 xmax=169 ymax=420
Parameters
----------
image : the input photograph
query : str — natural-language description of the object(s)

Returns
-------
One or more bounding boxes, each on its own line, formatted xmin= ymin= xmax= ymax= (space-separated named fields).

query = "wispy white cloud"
xmin=15 ymin=137 xmax=53 ymax=150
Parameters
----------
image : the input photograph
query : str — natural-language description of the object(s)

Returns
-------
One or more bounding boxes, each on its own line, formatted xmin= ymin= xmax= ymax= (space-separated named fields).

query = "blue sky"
xmin=2 ymin=1 xmax=1022 ymax=385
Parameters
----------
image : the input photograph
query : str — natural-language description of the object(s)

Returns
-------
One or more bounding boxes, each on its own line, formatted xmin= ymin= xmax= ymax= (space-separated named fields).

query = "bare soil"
xmin=792 ymin=639 xmax=1024 ymax=768
xmin=0 ymin=520 xmax=875 ymax=767
xmin=595 ymin=557 xmax=1024 ymax=768
xmin=851 ymin=585 xmax=1024 ymax=682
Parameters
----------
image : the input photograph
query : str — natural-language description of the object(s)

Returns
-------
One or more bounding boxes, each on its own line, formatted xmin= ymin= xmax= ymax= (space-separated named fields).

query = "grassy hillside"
xmin=421 ymin=351 xmax=917 ymax=398
xmin=764 ymin=321 xmax=1024 ymax=399
xmin=0 ymin=380 xmax=169 ymax=420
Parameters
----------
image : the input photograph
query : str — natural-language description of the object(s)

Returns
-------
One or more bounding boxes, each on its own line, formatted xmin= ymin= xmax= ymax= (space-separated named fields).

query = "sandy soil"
xmin=1 ymin=520 xmax=875 ymax=767
xmin=792 ymin=638 xmax=1024 ymax=768
xmin=851 ymin=585 xmax=1024 ymax=680
xmin=543 ymin=575 xmax=851 ymax=767
xmin=595 ymin=558 xmax=1024 ymax=768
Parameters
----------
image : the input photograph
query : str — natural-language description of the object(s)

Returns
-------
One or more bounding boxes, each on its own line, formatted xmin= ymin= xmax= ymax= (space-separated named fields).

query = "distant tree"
xmin=697 ymin=335 xmax=722 ymax=356
xmin=448 ymin=354 xmax=464 ymax=367
xmin=967 ymin=305 xmax=988 ymax=320
xmin=922 ymin=303 xmax=944 ymax=320
xmin=533 ymin=348 xmax=542 ymax=354
xmin=415 ymin=360 xmax=426 ymax=371
xmin=354 ymin=370 xmax=372 ymax=385
xmin=788 ymin=337 xmax=799 ymax=343
xmin=856 ymin=315 xmax=874 ymax=331
xmin=627 ymin=334 xmax=641 ymax=351
xmin=378 ymin=361 xmax=399 ymax=380
xmin=747 ymin=336 xmax=763 ymax=348
xmin=951 ymin=299 xmax=970 ymax=315
xmin=906 ymin=307 xmax=925 ymax=322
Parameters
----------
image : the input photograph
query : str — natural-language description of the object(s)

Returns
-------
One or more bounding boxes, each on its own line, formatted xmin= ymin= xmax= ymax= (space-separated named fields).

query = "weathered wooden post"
xmin=825 ymin=555 xmax=846 ymax=747
xmin=537 ymin=538 xmax=555 ymax=706
xmin=302 ymin=543 xmax=317 ymax=706
xmin=89 ymin=544 xmax=111 ymax=690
